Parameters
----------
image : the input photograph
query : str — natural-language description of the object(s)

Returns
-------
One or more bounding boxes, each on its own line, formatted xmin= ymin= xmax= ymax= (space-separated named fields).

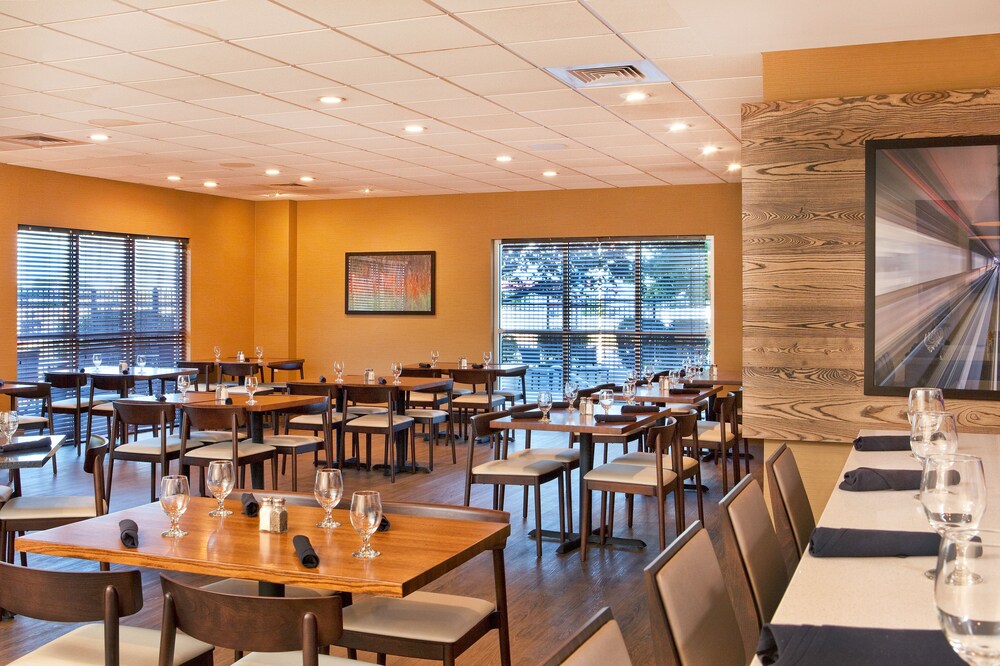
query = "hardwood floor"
xmin=0 ymin=427 xmax=764 ymax=665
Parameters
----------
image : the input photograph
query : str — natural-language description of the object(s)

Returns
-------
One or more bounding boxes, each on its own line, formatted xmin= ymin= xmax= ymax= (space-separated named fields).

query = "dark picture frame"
xmin=345 ymin=251 xmax=436 ymax=315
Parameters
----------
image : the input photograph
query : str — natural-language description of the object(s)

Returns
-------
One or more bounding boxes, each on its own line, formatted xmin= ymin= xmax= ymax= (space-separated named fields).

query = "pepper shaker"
xmin=269 ymin=497 xmax=288 ymax=534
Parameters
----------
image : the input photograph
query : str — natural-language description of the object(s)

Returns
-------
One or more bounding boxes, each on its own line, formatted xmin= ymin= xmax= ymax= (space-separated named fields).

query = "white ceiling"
xmin=0 ymin=0 xmax=996 ymax=200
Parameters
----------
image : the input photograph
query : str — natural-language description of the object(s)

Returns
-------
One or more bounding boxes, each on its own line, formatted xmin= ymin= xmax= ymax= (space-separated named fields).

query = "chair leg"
xmin=533 ymin=481 xmax=543 ymax=558
xmin=598 ymin=492 xmax=607 ymax=545
xmin=581 ymin=484 xmax=591 ymax=562
xmin=626 ymin=493 xmax=634 ymax=528
xmin=695 ymin=468 xmax=705 ymax=522
xmin=150 ymin=463 xmax=157 ymax=503
xmin=447 ymin=418 xmax=456 ymax=464
xmin=607 ymin=492 xmax=616 ymax=540
xmin=271 ymin=455 xmax=278 ymax=489
xmin=557 ymin=473 xmax=566 ymax=543
xmin=657 ymin=490 xmax=667 ymax=551
xmin=522 ymin=484 xmax=529 ymax=520
xmin=564 ymin=466 xmax=574 ymax=533
xmin=290 ymin=451 xmax=298 ymax=492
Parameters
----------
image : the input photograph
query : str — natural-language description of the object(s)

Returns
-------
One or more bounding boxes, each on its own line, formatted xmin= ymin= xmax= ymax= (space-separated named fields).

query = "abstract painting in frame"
xmin=345 ymin=251 xmax=436 ymax=315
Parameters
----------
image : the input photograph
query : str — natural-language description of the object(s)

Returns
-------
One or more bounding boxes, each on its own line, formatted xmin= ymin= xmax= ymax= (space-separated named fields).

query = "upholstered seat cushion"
xmin=452 ymin=393 xmax=505 ymax=407
xmin=559 ymin=619 xmax=632 ymax=665
xmin=0 ymin=495 xmax=97 ymax=521
xmin=234 ymin=652 xmax=359 ymax=665
xmin=509 ymin=447 xmax=580 ymax=465
xmin=343 ymin=591 xmax=495 ymax=642
xmin=50 ymin=397 xmax=106 ymax=410
xmin=289 ymin=413 xmax=350 ymax=427
xmin=472 ymin=458 xmax=562 ymax=477
xmin=494 ymin=389 xmax=524 ymax=400
xmin=347 ymin=405 xmax=388 ymax=415
xmin=257 ymin=382 xmax=286 ymax=392
xmin=403 ymin=408 xmax=449 ymax=423
xmin=258 ymin=435 xmax=323 ymax=450
xmin=584 ymin=462 xmax=677 ymax=486
xmin=166 ymin=431 xmax=233 ymax=446
xmin=346 ymin=414 xmax=413 ymax=429
xmin=202 ymin=578 xmax=336 ymax=597
xmin=614 ymin=451 xmax=699 ymax=471
xmin=114 ymin=438 xmax=183 ymax=455
xmin=15 ymin=415 xmax=48 ymax=428
xmin=91 ymin=402 xmax=115 ymax=415
xmin=694 ymin=421 xmax=735 ymax=444
xmin=182 ymin=441 xmax=274 ymax=460
xmin=0 ymin=485 xmax=13 ymax=503
xmin=8 ymin=623 xmax=212 ymax=666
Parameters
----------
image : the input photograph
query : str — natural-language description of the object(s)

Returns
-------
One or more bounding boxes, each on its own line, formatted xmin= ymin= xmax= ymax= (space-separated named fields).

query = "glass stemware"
xmin=643 ymin=365 xmax=654 ymax=385
xmin=160 ymin=475 xmax=190 ymax=538
xmin=910 ymin=411 xmax=959 ymax=463
xmin=315 ymin=468 xmax=344 ymax=529
xmin=598 ymin=389 xmax=614 ymax=415
xmin=350 ymin=490 xmax=383 ymax=559
xmin=136 ymin=354 xmax=147 ymax=371
xmin=537 ymin=390 xmax=553 ymax=422
xmin=255 ymin=345 xmax=263 ymax=361
xmin=430 ymin=350 xmax=440 ymax=367
xmin=920 ymin=453 xmax=987 ymax=580
xmin=206 ymin=460 xmax=235 ymax=517
xmin=93 ymin=353 xmax=102 ymax=370
xmin=908 ymin=387 xmax=946 ymax=425
xmin=483 ymin=351 xmax=493 ymax=368
xmin=937 ymin=528 xmax=1000 ymax=664
xmin=176 ymin=374 xmax=190 ymax=401
xmin=622 ymin=381 xmax=636 ymax=405
xmin=564 ymin=380 xmax=579 ymax=412
xmin=333 ymin=361 xmax=344 ymax=383
xmin=245 ymin=376 xmax=258 ymax=404
xmin=390 ymin=361 xmax=403 ymax=384
xmin=0 ymin=411 xmax=19 ymax=444
xmin=213 ymin=346 xmax=222 ymax=362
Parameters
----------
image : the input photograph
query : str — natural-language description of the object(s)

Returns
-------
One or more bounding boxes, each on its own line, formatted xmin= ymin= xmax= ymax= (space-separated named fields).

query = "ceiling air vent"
xmin=275 ymin=182 xmax=308 ymax=189
xmin=547 ymin=60 xmax=671 ymax=88
xmin=0 ymin=134 xmax=86 ymax=148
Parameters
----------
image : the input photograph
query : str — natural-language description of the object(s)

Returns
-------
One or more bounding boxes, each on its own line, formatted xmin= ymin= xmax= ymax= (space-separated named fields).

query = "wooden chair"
xmin=464 ymin=411 xmax=565 ymax=558
xmin=85 ymin=374 xmax=135 ymax=445
xmin=285 ymin=382 xmax=351 ymax=469
xmin=765 ymin=443 xmax=815 ymax=562
xmin=541 ymin=607 xmax=632 ymax=666
xmin=0 ymin=436 xmax=108 ymax=566
xmin=158 ymin=575 xmax=356 ymax=666
xmin=178 ymin=360 xmax=216 ymax=392
xmin=450 ymin=369 xmax=505 ymax=440
xmin=107 ymin=400 xmax=188 ymax=503
xmin=257 ymin=398 xmax=330 ymax=491
xmin=0 ymin=563 xmax=213 ymax=666
xmin=179 ymin=404 xmax=277 ymax=494
xmin=402 ymin=372 xmax=456 ymax=469
xmin=643 ymin=522 xmax=749 ymax=666
xmin=44 ymin=371 xmax=91 ymax=454
xmin=571 ymin=384 xmax=642 ymax=463
xmin=217 ymin=361 xmax=263 ymax=387
xmin=260 ymin=358 xmax=305 ymax=393
xmin=719 ymin=476 xmax=790 ymax=628
xmin=6 ymin=382 xmax=56 ymax=474
xmin=340 ymin=385 xmax=414 ymax=483
xmin=685 ymin=393 xmax=741 ymax=492
xmin=581 ymin=419 xmax=681 ymax=562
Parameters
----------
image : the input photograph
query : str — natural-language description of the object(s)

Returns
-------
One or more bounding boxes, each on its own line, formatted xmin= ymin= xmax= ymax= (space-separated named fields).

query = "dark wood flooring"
xmin=0 ymin=428 xmax=764 ymax=665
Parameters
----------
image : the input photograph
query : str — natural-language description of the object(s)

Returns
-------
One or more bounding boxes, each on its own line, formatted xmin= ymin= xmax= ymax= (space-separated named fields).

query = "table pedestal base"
xmin=529 ymin=528 xmax=647 ymax=555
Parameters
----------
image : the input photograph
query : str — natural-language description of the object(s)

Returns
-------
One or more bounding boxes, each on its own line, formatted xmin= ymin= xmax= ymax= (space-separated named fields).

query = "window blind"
xmin=496 ymin=237 xmax=711 ymax=397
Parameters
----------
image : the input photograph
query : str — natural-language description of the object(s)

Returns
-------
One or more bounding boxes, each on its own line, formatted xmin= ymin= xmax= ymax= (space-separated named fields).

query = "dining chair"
xmin=5 ymin=382 xmax=56 ymax=474
xmin=340 ymin=385 xmax=414 ymax=482
xmin=44 ymin=371 xmax=92 ymax=454
xmin=0 ymin=563 xmax=213 ymax=666
xmin=765 ymin=443 xmax=815 ymax=561
xmin=571 ymin=384 xmax=641 ymax=462
xmin=179 ymin=360 xmax=217 ymax=392
xmin=449 ymin=368 xmax=505 ymax=440
xmin=260 ymin=358 xmax=305 ymax=393
xmin=581 ymin=419 xmax=681 ymax=562
xmin=179 ymin=403 xmax=277 ymax=494
xmin=404 ymin=376 xmax=456 ymax=469
xmin=0 ymin=436 xmax=108 ymax=567
xmin=106 ymin=400 xmax=189 ymax=503
xmin=685 ymin=393 xmax=741 ymax=492
xmin=643 ymin=521 xmax=749 ymax=666
xmin=540 ymin=607 xmax=632 ymax=666
xmin=85 ymin=374 xmax=135 ymax=445
xmin=217 ymin=361 xmax=263 ymax=387
xmin=493 ymin=367 xmax=526 ymax=408
xmin=464 ymin=410 xmax=566 ymax=558
xmin=158 ymin=575 xmax=357 ymax=666
xmin=285 ymin=382 xmax=351 ymax=469
xmin=256 ymin=397 xmax=329 ymax=491
xmin=719 ymin=476 xmax=790 ymax=628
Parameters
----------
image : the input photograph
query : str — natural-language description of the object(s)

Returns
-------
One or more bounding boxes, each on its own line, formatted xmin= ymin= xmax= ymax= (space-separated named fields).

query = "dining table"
xmin=756 ymin=428 xmax=1000 ymax=664
xmin=491 ymin=404 xmax=671 ymax=555
xmin=0 ymin=434 xmax=66 ymax=497
xmin=617 ymin=383 xmax=721 ymax=407
xmin=405 ymin=361 xmax=528 ymax=401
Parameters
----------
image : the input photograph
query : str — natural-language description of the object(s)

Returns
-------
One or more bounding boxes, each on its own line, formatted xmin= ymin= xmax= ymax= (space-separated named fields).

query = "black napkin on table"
xmin=511 ymin=410 xmax=543 ymax=419
xmin=224 ymin=397 xmax=233 ymax=405
xmin=0 ymin=437 xmax=52 ymax=454
xmin=809 ymin=527 xmax=940 ymax=557
xmin=418 ymin=363 xmax=432 ymax=368
xmin=79 ymin=368 xmax=86 ymax=373
xmin=377 ymin=516 xmax=391 ymax=532
xmin=0 ymin=379 xmax=4 ymax=386
xmin=852 ymin=434 xmax=910 ymax=451
xmin=121 ymin=369 xmax=129 ymax=375
xmin=471 ymin=363 xmax=485 ymax=369
xmin=669 ymin=387 xmax=701 ymax=395
xmin=292 ymin=535 xmax=319 ymax=568
xmin=622 ymin=405 xmax=660 ymax=413
xmin=156 ymin=394 xmax=167 ymax=402
xmin=241 ymin=493 xmax=259 ymax=517
xmin=377 ymin=377 xmax=387 ymax=385
xmin=757 ymin=624 xmax=964 ymax=666
xmin=550 ymin=401 xmax=569 ymax=409
xmin=119 ymin=519 xmax=139 ymax=549
xmin=839 ymin=467 xmax=921 ymax=491
xmin=595 ymin=414 xmax=637 ymax=423
xmin=318 ymin=375 xmax=327 ymax=383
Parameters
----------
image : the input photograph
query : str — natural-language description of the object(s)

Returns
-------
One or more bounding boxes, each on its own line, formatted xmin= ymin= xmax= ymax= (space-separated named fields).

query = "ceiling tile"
xmin=552 ymin=121 xmax=644 ymax=138
xmin=151 ymin=0 xmax=324 ymax=40
xmin=624 ymin=28 xmax=710 ymax=59
xmin=341 ymin=15 xmax=490 ymax=54
xmin=0 ymin=115 xmax=94 ymax=132
xmin=270 ymin=0 xmax=441 ymax=28
xmin=169 ymin=133 xmax=244 ymax=149
xmin=653 ymin=52 xmax=763 ymax=81
xmin=0 ymin=0 xmax=132 ymax=22
xmin=246 ymin=110 xmax=349 ymax=130
xmin=521 ymin=106 xmax=618 ymax=125
xmin=53 ymin=53 xmax=191 ymax=83
xmin=0 ymin=64 xmax=109 ymax=91
xmin=192 ymin=94 xmax=302 ymax=116
xmin=304 ymin=57 xmax=431 ymax=85
xmin=0 ymin=14 xmax=28 ymax=29
xmin=447 ymin=113 xmax=538 ymax=131
xmin=356 ymin=77 xmax=472 ymax=103
xmin=678 ymin=76 xmax=762 ymax=100
xmin=487 ymin=89 xmax=593 ymax=112
xmin=175 ymin=115 xmax=279 ymax=134
xmin=228 ymin=128 xmax=317 ymax=144
xmin=209 ymin=67 xmax=339 ymax=94
xmin=233 ymin=29 xmax=379 ymax=65
xmin=325 ymin=103 xmax=426 ymax=124
xmin=54 ymin=12 xmax=215 ymax=51
xmin=117 ymin=101 xmax=227 ymax=122
xmin=579 ymin=81 xmax=687 ymax=106
xmin=138 ymin=42 xmax=282 ymax=75
xmin=449 ymin=69 xmax=563 ymax=95
xmin=120 ymin=122 xmax=202 ymax=139
xmin=297 ymin=124 xmax=388 ymax=141
xmin=0 ymin=26 xmax=117 ymax=61
xmin=585 ymin=0 xmax=686 ymax=32
xmin=129 ymin=76 xmax=254 ymax=101
xmin=0 ymin=92 xmax=98 ymax=114
xmin=111 ymin=0 xmax=216 ymax=9
xmin=0 ymin=53 xmax=29 ymax=68
xmin=399 ymin=45 xmax=532 ymax=77
xmin=457 ymin=2 xmax=610 ymax=42
xmin=507 ymin=34 xmax=641 ymax=68
xmin=55 ymin=83 xmax=175 ymax=107
xmin=405 ymin=96 xmax=508 ymax=118
xmin=611 ymin=99 xmax=704 ymax=121
xmin=698 ymin=96 xmax=759 ymax=117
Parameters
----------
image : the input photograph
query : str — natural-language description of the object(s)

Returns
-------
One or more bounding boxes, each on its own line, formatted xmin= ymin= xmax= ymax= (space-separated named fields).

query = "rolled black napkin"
xmin=122 ymin=369 xmax=129 ymax=375
xmin=669 ymin=387 xmax=701 ymax=395
xmin=156 ymin=394 xmax=167 ymax=402
xmin=471 ymin=363 xmax=485 ymax=369
xmin=595 ymin=414 xmax=637 ymax=423
xmin=79 ymin=367 xmax=86 ymax=373
xmin=418 ymin=362 xmax=432 ymax=368
xmin=377 ymin=516 xmax=391 ymax=532
xmin=550 ymin=401 xmax=569 ymax=409
xmin=241 ymin=493 xmax=259 ymax=517
xmin=319 ymin=375 xmax=327 ymax=383
xmin=853 ymin=434 xmax=910 ymax=451
xmin=622 ymin=405 xmax=660 ymax=413
xmin=119 ymin=519 xmax=138 ymax=549
xmin=809 ymin=527 xmax=940 ymax=557
xmin=511 ymin=410 xmax=543 ymax=419
xmin=0 ymin=437 xmax=52 ymax=454
xmin=292 ymin=535 xmax=319 ymax=568
xmin=839 ymin=467 xmax=921 ymax=491
xmin=378 ymin=377 xmax=387 ymax=385
xmin=757 ymin=624 xmax=964 ymax=666
xmin=224 ymin=397 xmax=233 ymax=405
xmin=0 ymin=379 xmax=4 ymax=386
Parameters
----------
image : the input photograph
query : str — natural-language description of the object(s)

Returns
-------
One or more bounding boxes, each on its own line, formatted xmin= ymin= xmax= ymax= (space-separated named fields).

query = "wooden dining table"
xmin=0 ymin=434 xmax=66 ymax=497
xmin=624 ymin=383 xmax=722 ymax=405
xmin=405 ymin=362 xmax=528 ymax=401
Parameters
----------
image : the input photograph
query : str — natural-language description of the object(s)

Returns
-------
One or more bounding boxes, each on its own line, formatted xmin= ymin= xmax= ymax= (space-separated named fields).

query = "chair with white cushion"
xmin=541 ymin=607 xmax=632 ymax=666
xmin=257 ymin=397 xmax=329 ymax=491
xmin=44 ymin=371 xmax=92 ymax=454
xmin=685 ymin=393 xmax=741 ymax=492
xmin=85 ymin=374 xmax=134 ymax=445
xmin=0 ymin=562 xmax=213 ymax=666
xmin=341 ymin=385 xmax=413 ymax=483
xmin=179 ymin=404 xmax=277 ymax=494
xmin=403 ymin=374 xmax=456 ymax=469
xmin=259 ymin=358 xmax=305 ymax=393
xmin=107 ymin=400 xmax=196 ymax=503
xmin=285 ymin=382 xmax=352 ymax=469
xmin=450 ymin=369 xmax=505 ymax=441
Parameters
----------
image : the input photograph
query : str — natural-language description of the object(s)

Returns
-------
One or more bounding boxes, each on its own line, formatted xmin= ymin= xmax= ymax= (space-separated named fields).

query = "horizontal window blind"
xmin=497 ymin=237 xmax=711 ymax=397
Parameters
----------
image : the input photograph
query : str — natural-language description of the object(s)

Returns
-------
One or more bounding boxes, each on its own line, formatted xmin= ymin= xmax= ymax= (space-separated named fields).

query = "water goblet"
xmin=564 ymin=380 xmax=579 ymax=412
xmin=136 ymin=354 xmax=147 ymax=371
xmin=643 ymin=365 xmax=655 ymax=385
xmin=390 ymin=361 xmax=403 ymax=384
xmin=93 ymin=353 xmax=102 ymax=370
xmin=206 ymin=460 xmax=235 ymax=517
xmin=936 ymin=528 xmax=1000 ymax=663
xmin=213 ymin=346 xmax=221 ymax=362
xmin=483 ymin=351 xmax=492 ymax=368
xmin=315 ymin=468 xmax=343 ymax=529
xmin=333 ymin=361 xmax=344 ymax=383
xmin=622 ymin=382 xmax=636 ymax=405
xmin=245 ymin=376 xmax=258 ymax=404
xmin=176 ymin=374 xmax=190 ymax=401
xmin=430 ymin=350 xmax=440 ymax=367
xmin=255 ymin=345 xmax=263 ymax=361
xmin=910 ymin=411 xmax=959 ymax=463
xmin=160 ymin=475 xmax=190 ymax=538
xmin=598 ymin=389 xmax=614 ymax=415
xmin=920 ymin=453 xmax=987 ymax=580
xmin=908 ymin=387 xmax=945 ymax=425
xmin=350 ymin=491 xmax=383 ymax=559
xmin=0 ymin=411 xmax=19 ymax=444
xmin=538 ymin=390 xmax=553 ymax=422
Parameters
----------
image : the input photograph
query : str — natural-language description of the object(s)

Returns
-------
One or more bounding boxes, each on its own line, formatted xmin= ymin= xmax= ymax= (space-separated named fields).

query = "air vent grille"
xmin=0 ymin=134 xmax=85 ymax=148
xmin=275 ymin=182 xmax=308 ymax=188
xmin=546 ymin=60 xmax=671 ymax=88
xmin=569 ymin=64 xmax=644 ymax=85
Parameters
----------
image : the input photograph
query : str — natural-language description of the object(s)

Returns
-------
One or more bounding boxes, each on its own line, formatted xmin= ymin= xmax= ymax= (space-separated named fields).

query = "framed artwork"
xmin=345 ymin=251 xmax=436 ymax=315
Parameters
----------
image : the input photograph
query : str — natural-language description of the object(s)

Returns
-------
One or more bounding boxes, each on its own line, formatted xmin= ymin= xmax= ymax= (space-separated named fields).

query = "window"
xmin=496 ymin=237 xmax=712 ymax=397
xmin=17 ymin=226 xmax=188 ymax=391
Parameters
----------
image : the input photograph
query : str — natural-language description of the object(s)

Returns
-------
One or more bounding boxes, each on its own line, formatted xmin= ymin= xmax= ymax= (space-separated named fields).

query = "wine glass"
xmin=0 ymin=411 xmax=19 ymax=444
xmin=245 ymin=376 xmax=258 ymax=404
xmin=160 ymin=475 xmax=190 ymax=538
xmin=136 ymin=354 xmax=147 ymax=372
xmin=255 ymin=345 xmax=263 ymax=361
xmin=176 ymin=373 xmax=190 ymax=401
xmin=315 ymin=468 xmax=343 ymax=529
xmin=920 ymin=453 xmax=987 ymax=580
xmin=598 ymin=389 xmax=614 ymax=415
xmin=93 ymin=353 xmax=102 ymax=370
xmin=390 ymin=361 xmax=403 ymax=384
xmin=937 ymin=528 xmax=1000 ymax=663
xmin=333 ymin=361 xmax=344 ymax=383
xmin=483 ymin=351 xmax=493 ymax=368
xmin=538 ymin=390 xmax=553 ymax=422
xmin=206 ymin=460 xmax=235 ymax=517
xmin=908 ymin=387 xmax=946 ymax=424
xmin=212 ymin=346 xmax=221 ymax=362
xmin=430 ymin=350 xmax=440 ymax=367
xmin=564 ymin=380 xmax=579 ymax=412
xmin=350 ymin=491 xmax=383 ymax=559
xmin=622 ymin=381 xmax=636 ymax=405
xmin=643 ymin=365 xmax=654 ymax=385
xmin=910 ymin=411 xmax=959 ymax=463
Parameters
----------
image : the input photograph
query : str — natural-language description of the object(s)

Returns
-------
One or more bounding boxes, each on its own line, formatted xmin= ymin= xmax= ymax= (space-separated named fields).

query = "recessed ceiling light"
xmin=89 ymin=133 xmax=109 ymax=141
xmin=265 ymin=168 xmax=280 ymax=176
xmin=622 ymin=91 xmax=648 ymax=103
xmin=361 ymin=187 xmax=373 ymax=194
xmin=496 ymin=155 xmax=513 ymax=162
xmin=404 ymin=125 xmax=426 ymax=134
xmin=700 ymin=146 xmax=720 ymax=156
xmin=542 ymin=170 xmax=558 ymax=177
xmin=319 ymin=96 xmax=344 ymax=104
xmin=727 ymin=162 xmax=742 ymax=172
xmin=166 ymin=175 xmax=181 ymax=182
xmin=299 ymin=176 xmax=314 ymax=182
xmin=203 ymin=181 xmax=217 ymax=188
xmin=668 ymin=122 xmax=689 ymax=133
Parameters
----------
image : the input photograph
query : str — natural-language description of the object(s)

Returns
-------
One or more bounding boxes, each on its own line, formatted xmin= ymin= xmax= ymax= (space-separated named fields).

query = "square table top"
xmin=0 ymin=382 xmax=43 ymax=396
xmin=18 ymin=497 xmax=510 ymax=598
xmin=0 ymin=434 xmax=65 ymax=470
xmin=491 ymin=404 xmax=670 ymax=435
xmin=626 ymin=384 xmax=722 ymax=405
xmin=121 ymin=392 xmax=322 ymax=412
xmin=291 ymin=376 xmax=451 ymax=392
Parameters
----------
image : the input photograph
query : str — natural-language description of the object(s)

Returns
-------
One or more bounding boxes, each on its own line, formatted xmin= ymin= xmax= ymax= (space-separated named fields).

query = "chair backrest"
xmin=84 ymin=435 xmax=110 ymax=516
xmin=644 ymin=522 xmax=747 ymax=666
xmin=91 ymin=374 xmax=135 ymax=394
xmin=179 ymin=361 xmax=216 ymax=390
xmin=400 ymin=367 xmax=442 ymax=378
xmin=671 ymin=409 xmax=699 ymax=440
xmin=448 ymin=368 xmax=494 ymax=393
xmin=287 ymin=382 xmax=341 ymax=399
xmin=159 ymin=575 xmax=343 ymax=664
xmin=279 ymin=396 xmax=330 ymax=417
xmin=644 ymin=419 xmax=679 ymax=470
xmin=181 ymin=403 xmax=245 ymax=432
xmin=341 ymin=385 xmax=394 ymax=408
xmin=112 ymin=400 xmax=175 ymax=429
xmin=218 ymin=361 xmax=260 ymax=382
xmin=542 ymin=607 xmax=632 ymax=666
xmin=719 ymin=477 xmax=789 ymax=628
xmin=268 ymin=359 xmax=305 ymax=382
xmin=765 ymin=443 xmax=815 ymax=560
xmin=44 ymin=371 xmax=86 ymax=391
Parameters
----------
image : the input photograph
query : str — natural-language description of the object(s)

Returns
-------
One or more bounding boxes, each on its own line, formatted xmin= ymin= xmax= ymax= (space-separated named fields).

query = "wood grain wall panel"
xmin=743 ymin=87 xmax=1000 ymax=441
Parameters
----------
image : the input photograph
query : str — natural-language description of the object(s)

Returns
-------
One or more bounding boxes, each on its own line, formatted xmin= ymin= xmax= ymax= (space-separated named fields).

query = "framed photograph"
xmin=345 ymin=251 xmax=436 ymax=315
xmin=865 ymin=135 xmax=1000 ymax=398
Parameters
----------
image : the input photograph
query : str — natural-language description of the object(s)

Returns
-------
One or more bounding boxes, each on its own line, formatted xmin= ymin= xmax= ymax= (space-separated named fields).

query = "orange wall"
xmin=763 ymin=33 xmax=1000 ymax=100
xmin=253 ymin=199 xmax=296 ymax=358
xmin=294 ymin=184 xmax=742 ymax=379
xmin=0 ymin=164 xmax=256 ymax=380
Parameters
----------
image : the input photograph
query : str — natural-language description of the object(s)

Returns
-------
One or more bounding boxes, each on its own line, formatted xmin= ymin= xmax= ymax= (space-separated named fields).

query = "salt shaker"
xmin=259 ymin=497 xmax=274 ymax=532
xmin=710 ymin=364 xmax=719 ymax=380
xmin=269 ymin=497 xmax=288 ymax=534
xmin=237 ymin=350 xmax=245 ymax=362
xmin=459 ymin=356 xmax=468 ymax=369
xmin=118 ymin=360 xmax=128 ymax=372
xmin=364 ymin=368 xmax=375 ymax=383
